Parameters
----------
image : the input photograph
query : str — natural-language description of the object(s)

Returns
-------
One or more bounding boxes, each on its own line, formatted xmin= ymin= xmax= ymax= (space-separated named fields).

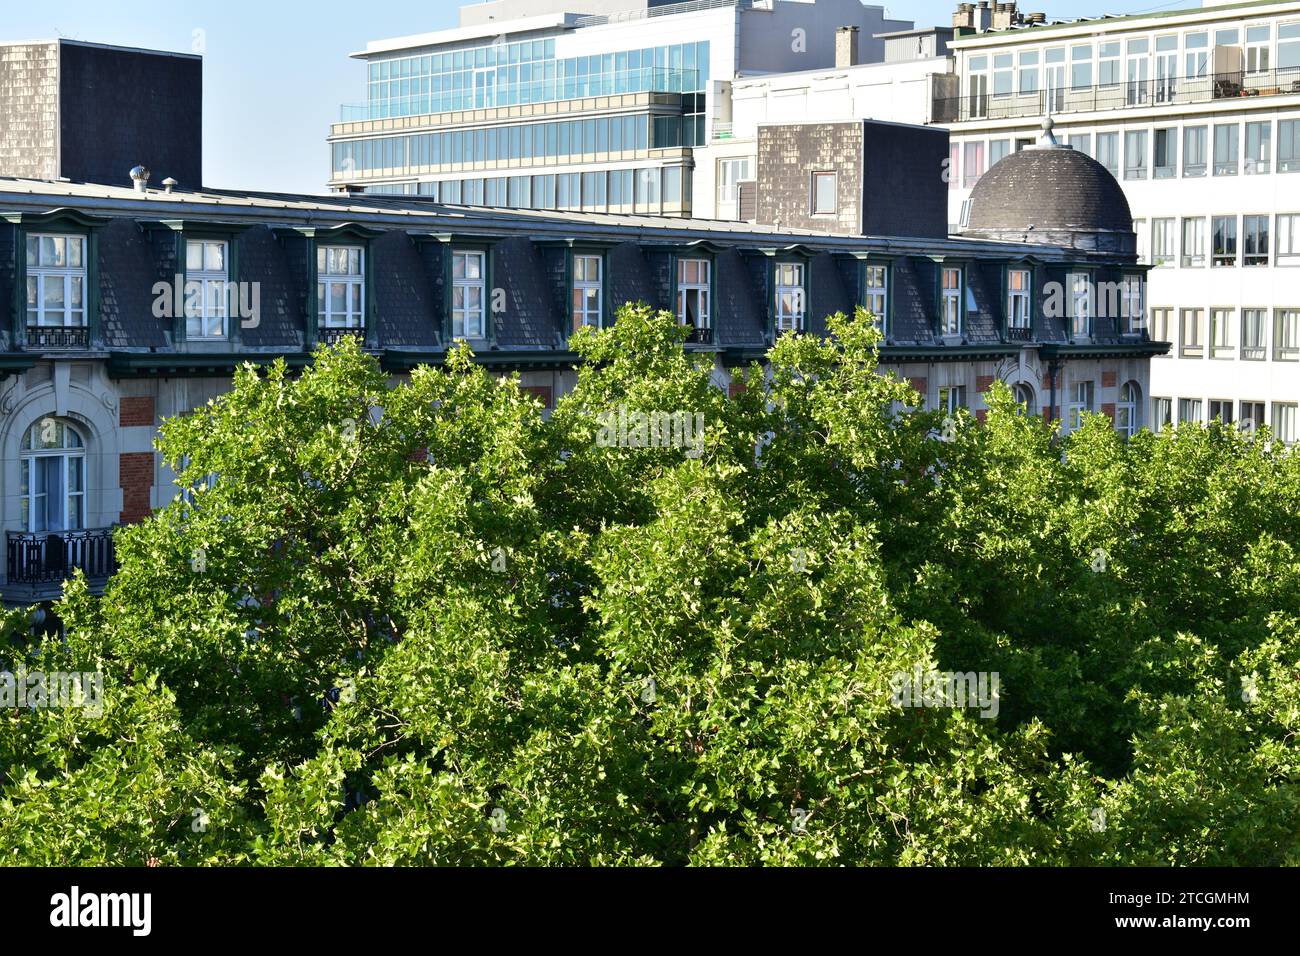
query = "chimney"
xmin=835 ymin=26 xmax=860 ymax=68
xmin=1027 ymin=11 xmax=1046 ymax=24
xmin=952 ymin=3 xmax=974 ymax=29
xmin=973 ymin=1 xmax=992 ymax=32
xmin=991 ymin=1 xmax=1023 ymax=30
xmin=129 ymin=165 xmax=150 ymax=193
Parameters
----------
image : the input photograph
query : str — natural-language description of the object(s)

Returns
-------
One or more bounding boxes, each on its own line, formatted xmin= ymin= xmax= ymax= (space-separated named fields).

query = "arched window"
xmin=1013 ymin=383 xmax=1037 ymax=416
xmin=20 ymin=419 xmax=85 ymax=532
xmin=1116 ymin=381 xmax=1141 ymax=438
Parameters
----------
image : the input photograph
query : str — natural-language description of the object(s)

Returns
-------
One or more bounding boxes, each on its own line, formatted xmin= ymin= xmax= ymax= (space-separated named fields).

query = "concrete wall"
xmin=737 ymin=0 xmax=912 ymax=75
xmin=731 ymin=56 xmax=950 ymax=138
xmin=0 ymin=42 xmax=59 ymax=181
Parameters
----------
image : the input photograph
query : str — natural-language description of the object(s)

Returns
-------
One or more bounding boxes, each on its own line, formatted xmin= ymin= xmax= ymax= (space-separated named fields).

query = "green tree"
xmin=1 ymin=305 xmax=1297 ymax=865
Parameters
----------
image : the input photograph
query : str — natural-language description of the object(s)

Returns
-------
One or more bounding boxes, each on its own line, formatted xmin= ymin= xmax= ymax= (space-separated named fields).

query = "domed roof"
xmin=965 ymin=118 xmax=1133 ymax=240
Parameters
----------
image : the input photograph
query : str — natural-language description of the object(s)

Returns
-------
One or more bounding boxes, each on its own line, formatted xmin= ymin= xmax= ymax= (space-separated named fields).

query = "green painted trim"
xmin=880 ymin=344 xmax=1020 ymax=362
xmin=1040 ymin=341 xmax=1171 ymax=359
xmin=107 ymin=351 xmax=313 ymax=378
xmin=381 ymin=349 xmax=580 ymax=373
xmin=12 ymin=220 xmax=102 ymax=351
xmin=1 ymin=208 xmax=111 ymax=229
xmin=0 ymin=354 xmax=38 ymax=379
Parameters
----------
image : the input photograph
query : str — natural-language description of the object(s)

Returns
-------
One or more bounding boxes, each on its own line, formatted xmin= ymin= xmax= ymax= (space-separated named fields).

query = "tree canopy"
xmin=2 ymin=305 xmax=1297 ymax=865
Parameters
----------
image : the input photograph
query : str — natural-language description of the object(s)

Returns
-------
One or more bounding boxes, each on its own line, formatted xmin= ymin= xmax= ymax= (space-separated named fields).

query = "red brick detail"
xmin=120 ymin=396 xmax=156 ymax=428
xmin=975 ymin=409 xmax=988 ymax=424
xmin=1101 ymin=371 xmax=1118 ymax=389
xmin=1101 ymin=403 xmax=1117 ymax=422
xmin=976 ymin=375 xmax=994 ymax=393
xmin=1042 ymin=407 xmax=1055 ymax=424
xmin=907 ymin=376 xmax=928 ymax=397
xmin=407 ymin=447 xmax=429 ymax=463
xmin=119 ymin=452 xmax=155 ymax=525
xmin=521 ymin=385 xmax=553 ymax=410
xmin=1041 ymin=373 xmax=1055 ymax=389
xmin=728 ymin=381 xmax=747 ymax=399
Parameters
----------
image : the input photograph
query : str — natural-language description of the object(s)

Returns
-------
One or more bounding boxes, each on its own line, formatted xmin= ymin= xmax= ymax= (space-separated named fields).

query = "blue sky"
xmin=5 ymin=1 xmax=1145 ymax=194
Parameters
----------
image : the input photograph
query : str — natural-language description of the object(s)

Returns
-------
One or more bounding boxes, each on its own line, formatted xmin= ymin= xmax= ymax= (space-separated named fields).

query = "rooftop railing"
xmin=934 ymin=66 xmax=1300 ymax=124
xmin=574 ymin=0 xmax=752 ymax=28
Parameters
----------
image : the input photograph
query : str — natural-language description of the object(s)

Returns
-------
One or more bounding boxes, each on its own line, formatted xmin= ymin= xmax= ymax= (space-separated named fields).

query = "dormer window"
xmin=864 ymin=264 xmax=888 ymax=331
xmin=1007 ymin=267 xmax=1032 ymax=333
xmin=318 ymin=246 xmax=365 ymax=335
xmin=452 ymin=250 xmax=486 ymax=339
xmin=571 ymin=254 xmax=603 ymax=332
xmin=26 ymin=234 xmax=87 ymax=345
xmin=1068 ymin=272 xmax=1092 ymax=337
xmin=185 ymin=239 xmax=230 ymax=340
xmin=941 ymin=267 xmax=963 ymax=335
xmin=676 ymin=257 xmax=711 ymax=337
xmin=775 ymin=262 xmax=805 ymax=333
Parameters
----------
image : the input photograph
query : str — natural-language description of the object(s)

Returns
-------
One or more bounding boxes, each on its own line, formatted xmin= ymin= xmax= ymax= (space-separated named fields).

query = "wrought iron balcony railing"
xmin=6 ymin=528 xmax=117 ymax=587
xmin=318 ymin=327 xmax=366 ymax=347
xmin=934 ymin=66 xmax=1300 ymax=124
xmin=26 ymin=326 xmax=90 ymax=350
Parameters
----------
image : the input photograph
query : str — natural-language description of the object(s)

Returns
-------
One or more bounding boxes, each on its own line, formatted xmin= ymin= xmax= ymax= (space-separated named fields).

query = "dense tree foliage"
xmin=2 ymin=306 xmax=1297 ymax=865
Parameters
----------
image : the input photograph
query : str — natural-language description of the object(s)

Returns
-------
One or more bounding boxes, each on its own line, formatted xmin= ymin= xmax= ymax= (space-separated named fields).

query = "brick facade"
xmin=119 ymin=452 xmax=155 ymax=525
xmin=119 ymin=396 xmax=155 ymax=428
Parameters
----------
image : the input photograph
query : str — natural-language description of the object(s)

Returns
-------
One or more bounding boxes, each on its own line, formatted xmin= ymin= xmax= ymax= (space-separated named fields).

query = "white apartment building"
xmin=696 ymin=27 xmax=955 ymax=220
xmin=942 ymin=0 xmax=1300 ymax=440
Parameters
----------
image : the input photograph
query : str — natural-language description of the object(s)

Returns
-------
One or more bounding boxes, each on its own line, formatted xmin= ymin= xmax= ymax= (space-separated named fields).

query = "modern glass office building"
xmin=326 ymin=0 xmax=913 ymax=214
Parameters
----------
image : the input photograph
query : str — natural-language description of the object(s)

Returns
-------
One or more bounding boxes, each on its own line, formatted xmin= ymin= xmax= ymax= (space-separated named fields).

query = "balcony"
xmin=5 ymin=528 xmax=117 ymax=603
xmin=318 ymin=327 xmax=366 ymax=348
xmin=934 ymin=66 xmax=1300 ymax=124
xmin=26 ymin=326 xmax=89 ymax=350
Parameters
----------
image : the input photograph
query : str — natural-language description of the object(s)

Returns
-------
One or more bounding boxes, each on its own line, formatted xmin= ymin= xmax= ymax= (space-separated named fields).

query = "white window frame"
xmin=1278 ymin=213 xmax=1300 ymax=263
xmin=775 ymin=262 xmax=805 ymax=333
xmin=1068 ymin=381 xmax=1094 ymax=431
xmin=452 ymin=249 xmax=486 ymax=339
xmin=864 ymin=264 xmax=888 ymax=329
xmin=25 ymin=233 xmax=87 ymax=329
xmin=1181 ymin=217 xmax=1206 ymax=268
xmin=1180 ymin=308 xmax=1205 ymax=357
xmin=1007 ymin=267 xmax=1031 ymax=330
xmin=1179 ymin=397 xmax=1203 ymax=425
xmin=317 ymin=245 xmax=365 ymax=329
xmin=1210 ymin=308 xmax=1235 ymax=358
xmin=1068 ymin=272 xmax=1092 ymax=337
xmin=1272 ymin=402 xmax=1298 ymax=445
xmin=1276 ymin=308 xmax=1300 ymax=361
xmin=1116 ymin=382 xmax=1140 ymax=438
xmin=1242 ymin=308 xmax=1268 ymax=360
xmin=676 ymin=257 xmax=710 ymax=331
xmin=941 ymin=267 xmax=963 ymax=336
xmin=20 ymin=419 xmax=86 ymax=533
xmin=185 ymin=239 xmax=230 ymax=341
xmin=571 ymin=254 xmax=603 ymax=331
xmin=810 ymin=171 xmax=837 ymax=216
xmin=1121 ymin=274 xmax=1144 ymax=331
xmin=1152 ymin=217 xmax=1175 ymax=266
